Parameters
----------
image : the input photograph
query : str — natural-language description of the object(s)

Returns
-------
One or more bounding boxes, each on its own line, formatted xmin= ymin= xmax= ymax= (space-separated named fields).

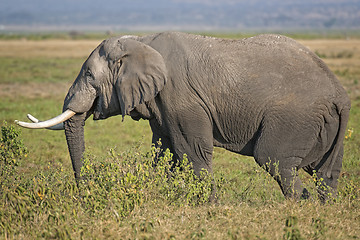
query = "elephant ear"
xmin=107 ymin=38 xmax=167 ymax=119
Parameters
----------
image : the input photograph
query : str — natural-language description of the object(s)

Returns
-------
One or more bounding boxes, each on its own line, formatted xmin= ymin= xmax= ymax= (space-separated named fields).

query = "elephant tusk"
xmin=26 ymin=114 xmax=65 ymax=130
xmin=27 ymin=113 xmax=40 ymax=123
xmin=15 ymin=109 xmax=76 ymax=129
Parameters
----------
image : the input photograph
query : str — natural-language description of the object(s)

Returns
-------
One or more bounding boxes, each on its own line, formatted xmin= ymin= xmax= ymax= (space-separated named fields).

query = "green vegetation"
xmin=0 ymin=36 xmax=359 ymax=239
xmin=0 ymin=126 xmax=213 ymax=238
xmin=0 ymin=57 xmax=82 ymax=84
xmin=1 ymin=123 xmax=359 ymax=239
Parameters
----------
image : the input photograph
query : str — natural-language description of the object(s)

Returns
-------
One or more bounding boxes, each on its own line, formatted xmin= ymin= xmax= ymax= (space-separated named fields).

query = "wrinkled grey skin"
xmin=63 ymin=32 xmax=350 ymax=201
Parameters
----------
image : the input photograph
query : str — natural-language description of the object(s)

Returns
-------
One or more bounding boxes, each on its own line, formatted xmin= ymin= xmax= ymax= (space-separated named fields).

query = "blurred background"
xmin=1 ymin=0 xmax=359 ymax=34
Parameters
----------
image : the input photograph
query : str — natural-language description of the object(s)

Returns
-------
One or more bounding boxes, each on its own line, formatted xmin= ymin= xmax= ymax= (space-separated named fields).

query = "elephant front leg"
xmin=168 ymin=115 xmax=216 ymax=201
xmin=151 ymin=131 xmax=175 ymax=166
xmin=175 ymin=136 xmax=214 ymax=175
xmin=150 ymin=116 xmax=214 ymax=175
xmin=172 ymin=134 xmax=217 ymax=202
xmin=169 ymin=117 xmax=214 ymax=177
xmin=149 ymin=119 xmax=175 ymax=166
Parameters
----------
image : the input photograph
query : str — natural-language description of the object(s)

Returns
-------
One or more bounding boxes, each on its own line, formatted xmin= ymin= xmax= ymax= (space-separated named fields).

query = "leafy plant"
xmin=0 ymin=122 xmax=28 ymax=186
xmin=0 ymin=136 xmax=214 ymax=238
xmin=78 ymin=144 xmax=213 ymax=219
xmin=283 ymin=216 xmax=303 ymax=240
xmin=312 ymin=218 xmax=327 ymax=239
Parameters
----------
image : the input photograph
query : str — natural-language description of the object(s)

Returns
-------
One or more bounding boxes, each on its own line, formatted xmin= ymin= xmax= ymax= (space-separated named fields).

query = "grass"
xmin=0 ymin=35 xmax=360 ymax=239
xmin=0 ymin=57 xmax=83 ymax=84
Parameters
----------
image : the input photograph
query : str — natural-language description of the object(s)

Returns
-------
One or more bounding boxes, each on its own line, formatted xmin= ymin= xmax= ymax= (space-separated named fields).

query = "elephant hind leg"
xmin=253 ymin=113 xmax=317 ymax=199
xmin=254 ymin=154 xmax=310 ymax=200
xmin=304 ymin=145 xmax=343 ymax=203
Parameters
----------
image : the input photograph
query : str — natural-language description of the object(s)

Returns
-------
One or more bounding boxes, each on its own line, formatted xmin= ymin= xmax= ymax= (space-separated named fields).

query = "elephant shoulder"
xmin=141 ymin=32 xmax=193 ymax=60
xmin=141 ymin=31 xmax=185 ymax=44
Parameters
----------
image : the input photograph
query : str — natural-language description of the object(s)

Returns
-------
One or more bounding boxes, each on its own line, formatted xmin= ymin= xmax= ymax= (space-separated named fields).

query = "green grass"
xmin=1 ymin=123 xmax=359 ymax=239
xmin=0 ymin=57 xmax=83 ymax=84
xmin=0 ymin=37 xmax=359 ymax=239
xmin=0 ymin=96 xmax=152 ymax=178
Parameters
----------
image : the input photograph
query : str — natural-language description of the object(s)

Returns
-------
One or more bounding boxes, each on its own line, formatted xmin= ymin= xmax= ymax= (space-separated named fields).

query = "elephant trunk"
xmin=64 ymin=112 xmax=87 ymax=179
xmin=15 ymin=107 xmax=88 ymax=180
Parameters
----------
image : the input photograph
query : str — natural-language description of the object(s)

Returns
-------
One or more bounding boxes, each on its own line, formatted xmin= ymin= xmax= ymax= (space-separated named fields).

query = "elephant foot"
xmin=316 ymin=180 xmax=337 ymax=204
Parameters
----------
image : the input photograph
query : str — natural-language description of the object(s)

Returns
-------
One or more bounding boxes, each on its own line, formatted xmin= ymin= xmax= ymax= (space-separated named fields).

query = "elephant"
xmin=16 ymin=32 xmax=350 ymax=201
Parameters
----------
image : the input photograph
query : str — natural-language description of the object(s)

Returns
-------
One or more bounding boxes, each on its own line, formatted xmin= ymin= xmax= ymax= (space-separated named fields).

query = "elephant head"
xmin=16 ymin=36 xmax=167 ymax=179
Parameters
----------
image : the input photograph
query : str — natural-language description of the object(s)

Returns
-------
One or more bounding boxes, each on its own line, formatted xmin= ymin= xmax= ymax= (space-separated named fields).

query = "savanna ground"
xmin=0 ymin=32 xmax=359 ymax=239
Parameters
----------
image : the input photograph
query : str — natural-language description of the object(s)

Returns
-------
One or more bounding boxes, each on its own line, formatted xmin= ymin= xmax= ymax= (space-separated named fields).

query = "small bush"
xmin=283 ymin=216 xmax=303 ymax=240
xmin=0 ymin=135 xmax=213 ymax=238
xmin=0 ymin=122 xmax=28 ymax=186
xmin=78 ymin=145 xmax=213 ymax=218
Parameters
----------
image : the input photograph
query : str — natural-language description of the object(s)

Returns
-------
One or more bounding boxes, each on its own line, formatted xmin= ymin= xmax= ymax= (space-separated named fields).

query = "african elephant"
xmin=16 ymin=32 xmax=350 ymax=201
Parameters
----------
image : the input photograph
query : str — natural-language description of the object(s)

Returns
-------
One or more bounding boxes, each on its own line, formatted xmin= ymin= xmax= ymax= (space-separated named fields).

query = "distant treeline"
xmin=0 ymin=30 xmax=360 ymax=41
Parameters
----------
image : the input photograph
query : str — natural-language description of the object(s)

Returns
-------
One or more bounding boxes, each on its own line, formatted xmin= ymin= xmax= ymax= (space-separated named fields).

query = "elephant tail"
xmin=320 ymin=102 xmax=350 ymax=178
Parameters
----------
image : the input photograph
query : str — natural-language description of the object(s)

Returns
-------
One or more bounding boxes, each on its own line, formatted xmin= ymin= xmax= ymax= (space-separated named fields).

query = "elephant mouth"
xmin=92 ymin=97 xmax=102 ymax=120
xmin=91 ymin=97 xmax=110 ymax=120
xmin=93 ymin=111 xmax=101 ymax=120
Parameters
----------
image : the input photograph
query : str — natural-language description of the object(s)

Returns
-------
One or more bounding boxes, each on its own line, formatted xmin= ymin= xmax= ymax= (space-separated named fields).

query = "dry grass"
xmin=300 ymin=39 xmax=360 ymax=98
xmin=0 ymin=40 xmax=100 ymax=98
xmin=1 ymin=37 xmax=359 ymax=59
xmin=0 ymin=39 xmax=100 ymax=58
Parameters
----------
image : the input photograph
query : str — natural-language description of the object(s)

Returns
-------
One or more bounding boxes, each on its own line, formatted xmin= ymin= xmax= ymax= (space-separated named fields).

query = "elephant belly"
xmin=214 ymin=141 xmax=255 ymax=156
xmin=213 ymin=130 xmax=258 ymax=157
xmin=211 ymin=110 xmax=261 ymax=157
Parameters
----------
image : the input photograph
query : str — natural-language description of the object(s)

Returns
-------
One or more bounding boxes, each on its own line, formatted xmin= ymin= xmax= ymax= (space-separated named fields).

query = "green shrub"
xmin=0 ymin=136 xmax=213 ymax=238
xmin=78 ymin=144 xmax=213 ymax=218
xmin=283 ymin=216 xmax=303 ymax=240
xmin=0 ymin=122 xmax=28 ymax=186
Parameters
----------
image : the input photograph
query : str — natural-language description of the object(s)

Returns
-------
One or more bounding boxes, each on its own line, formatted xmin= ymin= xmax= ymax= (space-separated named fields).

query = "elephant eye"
xmin=85 ymin=69 xmax=93 ymax=78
